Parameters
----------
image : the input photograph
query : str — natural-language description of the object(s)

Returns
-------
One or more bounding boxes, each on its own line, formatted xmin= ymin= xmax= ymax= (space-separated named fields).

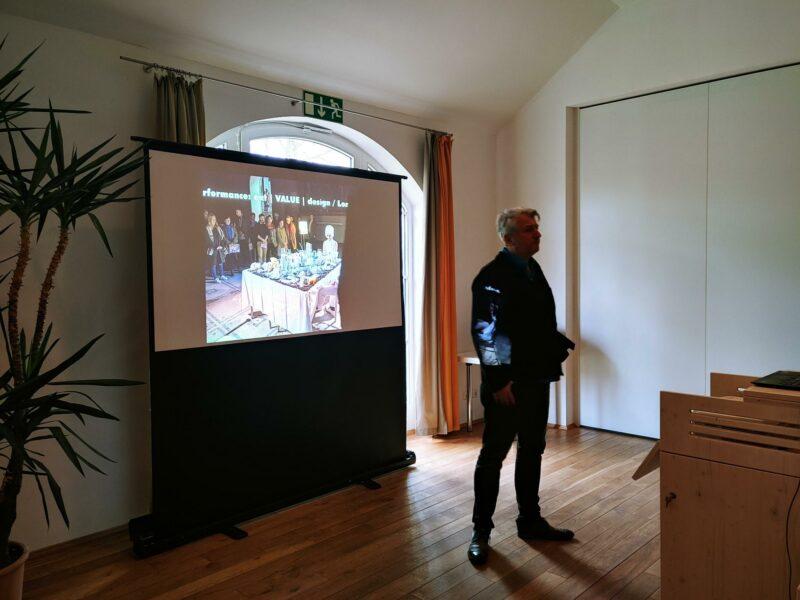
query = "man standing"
xmin=248 ymin=212 xmax=258 ymax=264
xmin=468 ymin=208 xmax=575 ymax=565
xmin=234 ymin=208 xmax=251 ymax=264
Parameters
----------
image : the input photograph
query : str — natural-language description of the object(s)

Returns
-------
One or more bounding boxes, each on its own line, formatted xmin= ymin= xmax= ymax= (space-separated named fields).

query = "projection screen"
xmin=148 ymin=147 xmax=403 ymax=352
xmin=133 ymin=140 xmax=411 ymax=556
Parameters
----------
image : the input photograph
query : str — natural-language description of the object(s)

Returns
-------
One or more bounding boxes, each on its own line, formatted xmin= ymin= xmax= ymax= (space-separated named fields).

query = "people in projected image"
xmin=204 ymin=196 xmax=349 ymax=345
xmin=222 ymin=216 xmax=239 ymax=270
xmin=277 ymin=219 xmax=289 ymax=251
xmin=266 ymin=215 xmax=278 ymax=259
xmin=255 ymin=213 xmax=268 ymax=262
xmin=205 ymin=213 xmax=229 ymax=283
xmin=322 ymin=224 xmax=338 ymax=256
xmin=235 ymin=208 xmax=251 ymax=264
xmin=286 ymin=215 xmax=298 ymax=251
xmin=248 ymin=212 xmax=258 ymax=263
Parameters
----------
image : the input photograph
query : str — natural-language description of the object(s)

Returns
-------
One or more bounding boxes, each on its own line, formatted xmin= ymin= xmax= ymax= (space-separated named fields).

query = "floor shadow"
xmin=521 ymin=537 xmax=602 ymax=586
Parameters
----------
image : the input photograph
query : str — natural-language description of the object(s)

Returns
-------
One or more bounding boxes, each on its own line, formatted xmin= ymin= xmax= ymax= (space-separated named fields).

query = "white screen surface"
xmin=148 ymin=149 xmax=403 ymax=352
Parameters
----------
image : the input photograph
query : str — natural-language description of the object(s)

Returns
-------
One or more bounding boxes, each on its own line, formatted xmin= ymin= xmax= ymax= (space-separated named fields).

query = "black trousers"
xmin=472 ymin=380 xmax=550 ymax=532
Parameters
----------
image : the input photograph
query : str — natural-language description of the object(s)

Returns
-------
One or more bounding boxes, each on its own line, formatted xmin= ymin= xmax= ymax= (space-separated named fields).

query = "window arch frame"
xmin=249 ymin=135 xmax=355 ymax=168
xmin=211 ymin=120 xmax=380 ymax=171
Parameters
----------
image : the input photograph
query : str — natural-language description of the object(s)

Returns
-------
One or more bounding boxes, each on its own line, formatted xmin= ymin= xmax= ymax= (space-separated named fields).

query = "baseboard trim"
xmin=406 ymin=419 xmax=579 ymax=437
xmin=408 ymin=418 xmax=486 ymax=437
xmin=29 ymin=523 xmax=128 ymax=560
xmin=411 ymin=420 xmax=579 ymax=436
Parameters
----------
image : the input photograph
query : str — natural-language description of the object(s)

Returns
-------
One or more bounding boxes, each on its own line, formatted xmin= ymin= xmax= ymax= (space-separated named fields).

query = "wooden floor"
xmin=23 ymin=426 xmax=661 ymax=599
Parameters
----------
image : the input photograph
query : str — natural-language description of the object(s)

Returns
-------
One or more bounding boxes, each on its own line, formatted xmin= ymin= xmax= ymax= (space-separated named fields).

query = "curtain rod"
xmin=119 ymin=55 xmax=451 ymax=137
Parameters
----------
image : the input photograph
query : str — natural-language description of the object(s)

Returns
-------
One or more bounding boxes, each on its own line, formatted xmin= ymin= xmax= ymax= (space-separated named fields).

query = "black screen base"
xmin=220 ymin=526 xmax=248 ymax=540
xmin=130 ymin=450 xmax=416 ymax=558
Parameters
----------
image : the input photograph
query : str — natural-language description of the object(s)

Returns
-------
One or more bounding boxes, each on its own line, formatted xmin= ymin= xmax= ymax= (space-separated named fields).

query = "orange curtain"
xmin=419 ymin=133 xmax=459 ymax=435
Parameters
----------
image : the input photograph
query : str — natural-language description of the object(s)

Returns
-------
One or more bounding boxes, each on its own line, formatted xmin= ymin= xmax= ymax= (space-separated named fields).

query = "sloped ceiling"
xmin=0 ymin=0 xmax=618 ymax=124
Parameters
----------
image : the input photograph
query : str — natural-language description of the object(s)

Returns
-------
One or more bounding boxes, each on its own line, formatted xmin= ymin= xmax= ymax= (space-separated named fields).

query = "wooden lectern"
xmin=646 ymin=373 xmax=800 ymax=599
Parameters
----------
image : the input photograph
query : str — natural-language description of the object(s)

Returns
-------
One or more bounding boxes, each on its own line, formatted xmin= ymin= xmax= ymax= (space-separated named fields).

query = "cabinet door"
xmin=579 ymin=85 xmax=708 ymax=438
xmin=661 ymin=452 xmax=800 ymax=599
xmin=707 ymin=64 xmax=800 ymax=378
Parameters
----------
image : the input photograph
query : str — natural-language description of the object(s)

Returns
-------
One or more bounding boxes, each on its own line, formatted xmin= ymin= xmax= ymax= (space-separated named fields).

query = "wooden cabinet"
xmin=659 ymin=375 xmax=800 ymax=599
xmin=661 ymin=452 xmax=799 ymax=599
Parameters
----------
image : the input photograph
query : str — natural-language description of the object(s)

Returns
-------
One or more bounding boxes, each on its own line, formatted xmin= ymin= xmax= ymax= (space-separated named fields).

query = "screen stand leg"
xmin=359 ymin=479 xmax=382 ymax=490
xmin=220 ymin=526 xmax=248 ymax=540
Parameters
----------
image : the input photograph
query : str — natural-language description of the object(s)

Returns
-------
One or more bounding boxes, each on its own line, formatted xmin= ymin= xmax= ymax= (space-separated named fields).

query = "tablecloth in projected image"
xmin=240 ymin=263 xmax=341 ymax=333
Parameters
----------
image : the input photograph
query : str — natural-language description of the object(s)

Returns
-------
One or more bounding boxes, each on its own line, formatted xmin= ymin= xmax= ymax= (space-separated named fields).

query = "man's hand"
xmin=493 ymin=382 xmax=515 ymax=406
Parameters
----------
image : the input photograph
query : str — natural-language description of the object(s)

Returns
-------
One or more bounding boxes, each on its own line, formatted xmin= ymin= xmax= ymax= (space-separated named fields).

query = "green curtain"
xmin=154 ymin=73 xmax=206 ymax=145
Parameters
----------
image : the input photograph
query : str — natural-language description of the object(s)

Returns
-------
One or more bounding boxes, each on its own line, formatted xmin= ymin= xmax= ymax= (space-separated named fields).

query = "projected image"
xmin=204 ymin=175 xmax=348 ymax=344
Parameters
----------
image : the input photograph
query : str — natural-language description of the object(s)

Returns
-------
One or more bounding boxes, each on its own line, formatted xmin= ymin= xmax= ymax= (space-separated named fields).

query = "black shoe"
xmin=517 ymin=518 xmax=574 ymax=541
xmin=467 ymin=529 xmax=490 ymax=565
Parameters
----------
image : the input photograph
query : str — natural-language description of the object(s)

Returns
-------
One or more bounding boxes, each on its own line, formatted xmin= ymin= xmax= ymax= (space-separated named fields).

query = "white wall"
xmin=705 ymin=66 xmax=800 ymax=379
xmin=497 ymin=0 xmax=800 ymax=427
xmin=579 ymin=86 xmax=709 ymax=437
xmin=0 ymin=12 xmax=497 ymax=550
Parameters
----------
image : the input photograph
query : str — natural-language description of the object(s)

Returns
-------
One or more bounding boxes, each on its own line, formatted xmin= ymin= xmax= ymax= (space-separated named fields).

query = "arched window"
xmin=249 ymin=137 xmax=353 ymax=168
xmin=209 ymin=118 xmax=424 ymax=430
xmin=212 ymin=120 xmax=379 ymax=170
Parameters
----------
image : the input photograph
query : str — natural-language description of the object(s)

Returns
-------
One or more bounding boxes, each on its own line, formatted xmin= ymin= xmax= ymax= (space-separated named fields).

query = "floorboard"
xmin=23 ymin=426 xmax=661 ymax=599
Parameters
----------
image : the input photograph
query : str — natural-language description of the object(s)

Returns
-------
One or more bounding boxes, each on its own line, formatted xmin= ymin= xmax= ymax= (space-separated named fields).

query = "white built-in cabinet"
xmin=579 ymin=65 xmax=800 ymax=438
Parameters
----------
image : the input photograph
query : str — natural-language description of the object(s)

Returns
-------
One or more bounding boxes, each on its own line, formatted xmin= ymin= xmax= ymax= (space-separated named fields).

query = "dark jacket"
xmin=471 ymin=249 xmax=574 ymax=392
xmin=235 ymin=215 xmax=249 ymax=242
xmin=205 ymin=225 xmax=226 ymax=255
xmin=223 ymin=223 xmax=238 ymax=244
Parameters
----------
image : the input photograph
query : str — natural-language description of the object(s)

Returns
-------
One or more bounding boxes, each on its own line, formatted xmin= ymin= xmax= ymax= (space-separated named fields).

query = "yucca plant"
xmin=0 ymin=40 xmax=144 ymax=567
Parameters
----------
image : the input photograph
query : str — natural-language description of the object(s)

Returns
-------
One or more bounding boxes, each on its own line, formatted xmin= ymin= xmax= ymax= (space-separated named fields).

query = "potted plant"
xmin=0 ymin=40 xmax=144 ymax=598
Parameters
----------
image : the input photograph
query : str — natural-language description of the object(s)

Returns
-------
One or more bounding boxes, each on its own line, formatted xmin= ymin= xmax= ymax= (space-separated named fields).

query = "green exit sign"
xmin=303 ymin=91 xmax=344 ymax=123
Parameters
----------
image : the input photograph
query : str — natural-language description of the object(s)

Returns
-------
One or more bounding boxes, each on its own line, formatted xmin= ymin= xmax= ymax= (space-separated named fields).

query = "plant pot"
xmin=0 ymin=542 xmax=29 ymax=600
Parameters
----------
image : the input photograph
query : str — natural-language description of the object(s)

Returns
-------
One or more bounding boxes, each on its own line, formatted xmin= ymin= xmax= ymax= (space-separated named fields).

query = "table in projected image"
xmin=240 ymin=263 xmax=341 ymax=333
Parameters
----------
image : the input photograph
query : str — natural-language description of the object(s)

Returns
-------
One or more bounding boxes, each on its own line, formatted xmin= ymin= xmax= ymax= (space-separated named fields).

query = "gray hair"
xmin=496 ymin=207 xmax=540 ymax=242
